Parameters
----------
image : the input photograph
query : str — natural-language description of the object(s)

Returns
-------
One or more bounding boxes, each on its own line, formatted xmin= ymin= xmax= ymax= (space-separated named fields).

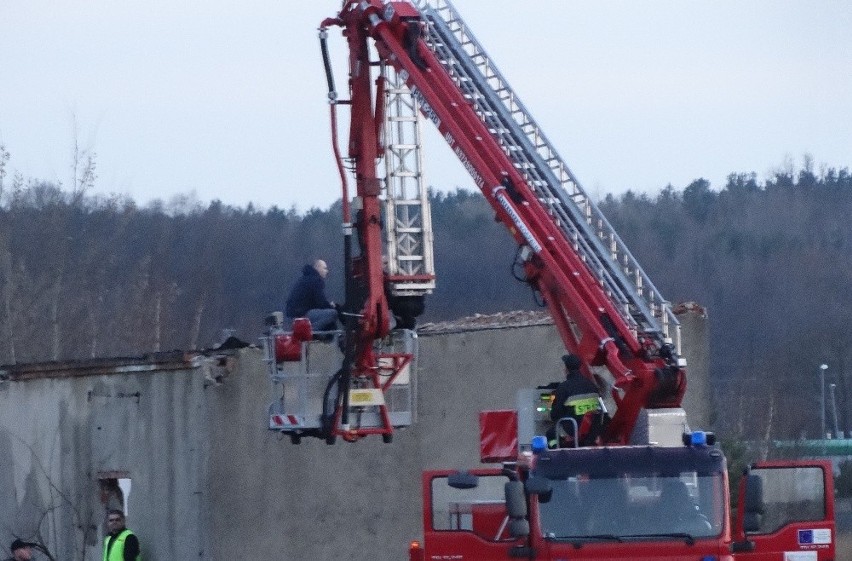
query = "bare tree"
xmin=69 ymin=115 xmax=97 ymax=203
xmin=5 ymin=433 xmax=99 ymax=561
xmin=50 ymin=267 xmax=64 ymax=361
xmin=0 ymin=242 xmax=14 ymax=364
xmin=0 ymin=143 xmax=9 ymax=200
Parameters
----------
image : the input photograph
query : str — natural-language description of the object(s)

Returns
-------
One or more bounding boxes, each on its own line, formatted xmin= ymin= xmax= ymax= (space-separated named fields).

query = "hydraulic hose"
xmin=320 ymin=24 xmax=355 ymax=435
xmin=319 ymin=28 xmax=351 ymax=224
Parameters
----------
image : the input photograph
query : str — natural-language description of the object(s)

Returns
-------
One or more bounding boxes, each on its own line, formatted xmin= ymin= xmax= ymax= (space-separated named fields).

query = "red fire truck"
xmin=266 ymin=1 xmax=837 ymax=558
xmin=417 ymin=440 xmax=835 ymax=561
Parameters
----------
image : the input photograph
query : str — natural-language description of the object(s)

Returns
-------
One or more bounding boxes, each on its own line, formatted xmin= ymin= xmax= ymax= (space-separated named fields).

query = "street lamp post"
xmin=830 ymin=383 xmax=840 ymax=439
xmin=819 ymin=364 xmax=828 ymax=439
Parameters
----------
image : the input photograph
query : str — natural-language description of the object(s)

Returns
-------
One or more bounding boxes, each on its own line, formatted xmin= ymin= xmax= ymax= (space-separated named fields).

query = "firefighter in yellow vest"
xmin=103 ymin=510 xmax=141 ymax=561
xmin=548 ymin=353 xmax=604 ymax=447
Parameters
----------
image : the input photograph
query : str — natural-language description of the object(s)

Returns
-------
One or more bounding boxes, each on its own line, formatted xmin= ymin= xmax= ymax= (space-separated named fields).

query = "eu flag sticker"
xmin=799 ymin=529 xmax=832 ymax=545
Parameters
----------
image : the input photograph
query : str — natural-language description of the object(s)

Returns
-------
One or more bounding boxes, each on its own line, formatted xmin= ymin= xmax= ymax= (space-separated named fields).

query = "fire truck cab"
xmin=417 ymin=431 xmax=836 ymax=561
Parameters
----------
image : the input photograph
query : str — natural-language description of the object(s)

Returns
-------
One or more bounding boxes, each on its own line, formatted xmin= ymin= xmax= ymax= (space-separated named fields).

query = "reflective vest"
xmin=563 ymin=392 xmax=602 ymax=416
xmin=103 ymin=529 xmax=141 ymax=561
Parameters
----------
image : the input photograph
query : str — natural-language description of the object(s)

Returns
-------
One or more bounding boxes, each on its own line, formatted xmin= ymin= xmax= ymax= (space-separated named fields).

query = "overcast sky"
xmin=1 ymin=1 xmax=850 ymax=211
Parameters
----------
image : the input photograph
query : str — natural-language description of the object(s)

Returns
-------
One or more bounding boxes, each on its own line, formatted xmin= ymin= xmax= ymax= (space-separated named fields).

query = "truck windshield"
xmin=534 ymin=447 xmax=725 ymax=541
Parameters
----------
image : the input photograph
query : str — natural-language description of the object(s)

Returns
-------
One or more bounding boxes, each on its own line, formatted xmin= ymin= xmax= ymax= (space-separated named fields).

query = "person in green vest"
xmin=547 ymin=353 xmax=605 ymax=447
xmin=103 ymin=510 xmax=141 ymax=561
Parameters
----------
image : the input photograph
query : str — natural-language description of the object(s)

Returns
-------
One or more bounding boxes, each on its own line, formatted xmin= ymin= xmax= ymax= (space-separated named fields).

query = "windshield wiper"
xmin=547 ymin=534 xmax=624 ymax=546
xmin=585 ymin=534 xmax=624 ymax=542
xmin=620 ymin=533 xmax=696 ymax=546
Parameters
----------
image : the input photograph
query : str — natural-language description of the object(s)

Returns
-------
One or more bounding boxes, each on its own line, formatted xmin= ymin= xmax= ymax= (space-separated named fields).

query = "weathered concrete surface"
xmin=0 ymin=356 xmax=211 ymax=561
xmin=2 ymin=313 xmax=711 ymax=561
xmin=675 ymin=304 xmax=713 ymax=431
xmin=207 ymin=324 xmax=565 ymax=561
xmin=207 ymin=316 xmax=713 ymax=561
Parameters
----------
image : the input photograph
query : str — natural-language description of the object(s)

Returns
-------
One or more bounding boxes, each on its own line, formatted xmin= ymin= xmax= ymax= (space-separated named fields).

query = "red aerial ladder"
xmin=320 ymin=0 xmax=686 ymax=447
xmin=309 ymin=1 xmax=837 ymax=560
xmin=267 ymin=0 xmax=684 ymax=445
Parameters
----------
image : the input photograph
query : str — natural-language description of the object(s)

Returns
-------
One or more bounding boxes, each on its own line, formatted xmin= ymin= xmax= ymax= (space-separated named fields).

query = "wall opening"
xmin=98 ymin=471 xmax=131 ymax=516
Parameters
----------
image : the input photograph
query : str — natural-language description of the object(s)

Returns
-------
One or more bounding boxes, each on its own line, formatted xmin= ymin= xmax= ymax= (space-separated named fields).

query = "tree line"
xmin=1 ymin=146 xmax=850 ymax=441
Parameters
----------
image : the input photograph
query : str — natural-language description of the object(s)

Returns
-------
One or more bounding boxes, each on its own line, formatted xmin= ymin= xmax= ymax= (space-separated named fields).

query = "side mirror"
xmin=448 ymin=471 xmax=478 ymax=490
xmin=505 ymin=481 xmax=530 ymax=538
xmin=509 ymin=518 xmax=530 ymax=538
xmin=525 ymin=476 xmax=553 ymax=503
xmin=744 ymin=474 xmax=765 ymax=514
xmin=742 ymin=473 xmax=765 ymax=533
xmin=505 ymin=481 xmax=527 ymax=518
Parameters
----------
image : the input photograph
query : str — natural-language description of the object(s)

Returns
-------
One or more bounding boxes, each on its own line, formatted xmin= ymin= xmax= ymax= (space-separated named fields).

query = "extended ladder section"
xmin=414 ymin=0 xmax=679 ymax=354
xmin=381 ymin=63 xmax=436 ymax=297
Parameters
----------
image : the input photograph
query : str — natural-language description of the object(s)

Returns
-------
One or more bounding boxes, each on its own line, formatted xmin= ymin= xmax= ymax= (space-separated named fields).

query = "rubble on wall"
xmin=672 ymin=301 xmax=708 ymax=318
xmin=417 ymin=310 xmax=553 ymax=335
xmin=417 ymin=301 xmax=707 ymax=336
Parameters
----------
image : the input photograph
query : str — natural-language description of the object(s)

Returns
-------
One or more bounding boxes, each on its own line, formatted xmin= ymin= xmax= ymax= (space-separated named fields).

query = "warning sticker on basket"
xmin=349 ymin=388 xmax=385 ymax=407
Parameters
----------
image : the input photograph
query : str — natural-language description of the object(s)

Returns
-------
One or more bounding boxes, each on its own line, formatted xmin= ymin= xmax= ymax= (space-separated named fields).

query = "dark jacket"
xmin=285 ymin=265 xmax=333 ymax=318
xmin=550 ymin=370 xmax=601 ymax=423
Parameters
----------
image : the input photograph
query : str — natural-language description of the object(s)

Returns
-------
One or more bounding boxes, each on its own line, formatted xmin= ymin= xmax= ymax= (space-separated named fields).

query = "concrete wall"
xmin=207 ymin=324 xmax=566 ymax=561
xmin=676 ymin=305 xmax=713 ymax=430
xmin=207 ymin=319 xmax=711 ymax=561
xmin=2 ymin=315 xmax=710 ymax=561
xmin=0 ymin=356 xmax=211 ymax=561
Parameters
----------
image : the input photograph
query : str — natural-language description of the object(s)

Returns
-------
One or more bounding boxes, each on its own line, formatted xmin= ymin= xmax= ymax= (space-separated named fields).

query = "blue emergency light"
xmin=531 ymin=435 xmax=548 ymax=453
xmin=682 ymin=430 xmax=716 ymax=447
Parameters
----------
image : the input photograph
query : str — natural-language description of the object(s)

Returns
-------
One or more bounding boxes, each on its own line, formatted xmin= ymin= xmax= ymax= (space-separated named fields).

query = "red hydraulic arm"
xmin=322 ymin=0 xmax=685 ymax=444
xmin=317 ymin=11 xmax=405 ymax=442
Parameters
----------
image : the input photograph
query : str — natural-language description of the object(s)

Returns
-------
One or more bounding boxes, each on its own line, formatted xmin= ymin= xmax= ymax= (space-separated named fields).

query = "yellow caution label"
xmin=349 ymin=389 xmax=385 ymax=407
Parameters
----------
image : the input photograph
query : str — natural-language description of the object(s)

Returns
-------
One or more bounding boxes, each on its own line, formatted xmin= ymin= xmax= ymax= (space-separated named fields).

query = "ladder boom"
xmin=326 ymin=0 xmax=686 ymax=443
